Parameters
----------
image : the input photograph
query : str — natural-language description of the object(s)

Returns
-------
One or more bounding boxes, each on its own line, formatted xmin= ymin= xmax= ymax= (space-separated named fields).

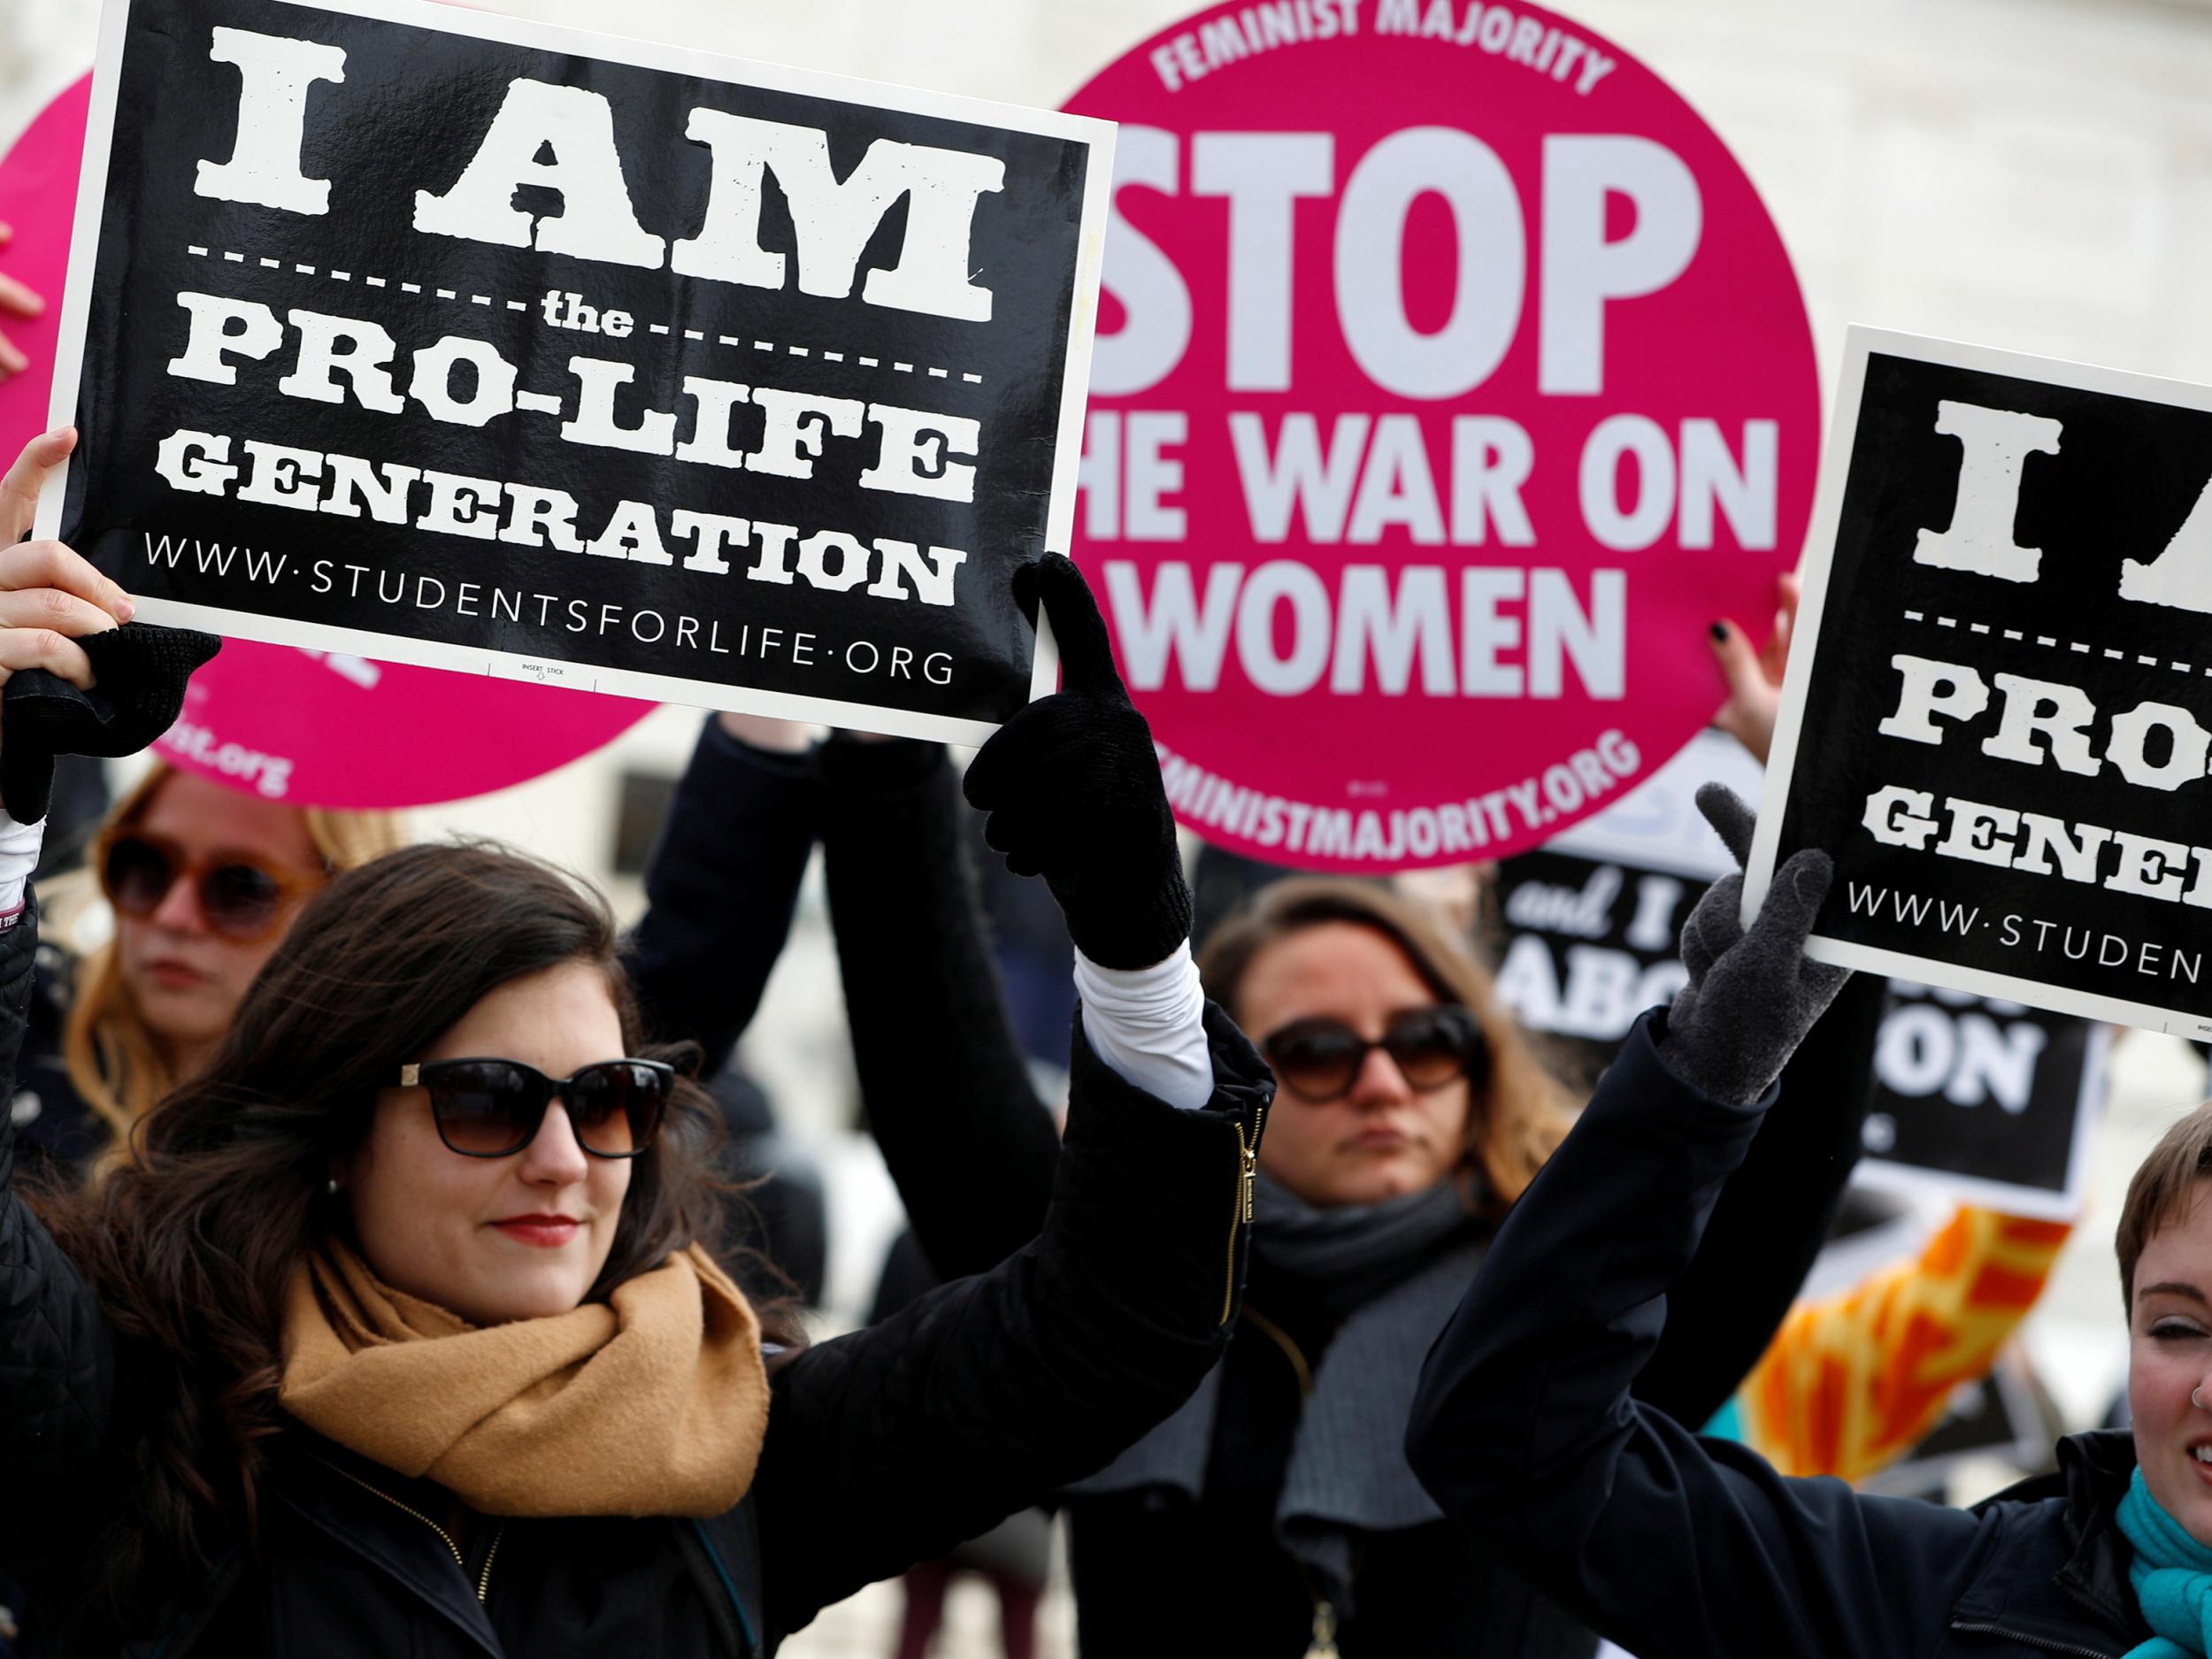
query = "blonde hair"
xmin=1196 ymin=877 xmax=1577 ymax=1214
xmin=64 ymin=762 xmax=409 ymax=1152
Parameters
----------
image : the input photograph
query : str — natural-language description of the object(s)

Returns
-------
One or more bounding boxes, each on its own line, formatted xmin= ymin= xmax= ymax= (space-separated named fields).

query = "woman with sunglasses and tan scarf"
xmin=0 ymin=467 xmax=1272 ymax=1656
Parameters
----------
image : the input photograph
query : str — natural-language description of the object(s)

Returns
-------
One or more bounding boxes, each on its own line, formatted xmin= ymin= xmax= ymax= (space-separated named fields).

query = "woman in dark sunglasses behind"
xmin=10 ymin=767 xmax=404 ymax=1179
xmin=0 ymin=526 xmax=1274 ymax=1650
xmin=1065 ymin=879 xmax=1594 ymax=1657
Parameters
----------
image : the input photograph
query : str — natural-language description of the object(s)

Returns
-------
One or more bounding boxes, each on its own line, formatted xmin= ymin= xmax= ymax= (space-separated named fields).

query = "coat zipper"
xmin=1948 ymin=1619 xmax=2120 ymax=1659
xmin=317 ymin=1456 xmax=507 ymax=1604
xmin=476 ymin=1525 xmax=505 ymax=1603
xmin=1222 ymin=1107 xmax=1263 ymax=1325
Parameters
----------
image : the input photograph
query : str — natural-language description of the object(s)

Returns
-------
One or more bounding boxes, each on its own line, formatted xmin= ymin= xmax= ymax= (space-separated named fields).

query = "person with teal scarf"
xmin=2121 ymin=1466 xmax=2212 ymax=1659
xmin=1402 ymin=787 xmax=2212 ymax=1659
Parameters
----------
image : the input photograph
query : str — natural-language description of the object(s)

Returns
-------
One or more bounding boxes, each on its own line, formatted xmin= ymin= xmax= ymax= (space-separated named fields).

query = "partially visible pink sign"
xmin=1065 ymin=2 xmax=1819 ymax=871
xmin=156 ymin=641 xmax=649 ymax=807
xmin=0 ymin=75 xmax=86 ymax=451
xmin=0 ymin=76 xmax=649 ymax=808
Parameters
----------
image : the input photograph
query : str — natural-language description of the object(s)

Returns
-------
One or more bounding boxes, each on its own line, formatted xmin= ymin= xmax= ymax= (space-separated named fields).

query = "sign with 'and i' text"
xmin=1067 ymin=0 xmax=1817 ymax=872
xmin=1752 ymin=327 xmax=2212 ymax=1038
xmin=40 ymin=0 xmax=1115 ymax=743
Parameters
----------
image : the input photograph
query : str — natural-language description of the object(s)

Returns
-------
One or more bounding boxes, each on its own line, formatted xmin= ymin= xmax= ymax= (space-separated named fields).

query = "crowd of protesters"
xmin=0 ymin=130 xmax=2203 ymax=1659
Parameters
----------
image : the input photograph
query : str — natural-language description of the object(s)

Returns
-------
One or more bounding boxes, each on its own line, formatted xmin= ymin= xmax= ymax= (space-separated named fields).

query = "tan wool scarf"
xmin=280 ymin=1238 xmax=769 ymax=1517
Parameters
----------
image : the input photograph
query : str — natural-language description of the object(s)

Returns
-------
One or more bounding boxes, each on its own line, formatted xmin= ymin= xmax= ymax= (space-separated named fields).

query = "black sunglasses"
xmin=397 ymin=1057 xmax=674 ymax=1159
xmin=1261 ymin=1006 xmax=1486 ymax=1103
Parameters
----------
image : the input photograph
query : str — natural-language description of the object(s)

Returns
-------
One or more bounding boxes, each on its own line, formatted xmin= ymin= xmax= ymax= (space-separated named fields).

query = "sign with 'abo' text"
xmin=1749 ymin=328 xmax=2212 ymax=1039
xmin=40 ymin=0 xmax=1115 ymax=744
xmin=1067 ymin=0 xmax=1816 ymax=872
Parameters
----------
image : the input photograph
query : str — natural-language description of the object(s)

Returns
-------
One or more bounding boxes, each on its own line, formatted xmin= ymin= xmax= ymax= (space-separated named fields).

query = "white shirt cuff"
xmin=1073 ymin=941 xmax=1212 ymax=1111
xmin=0 ymin=811 xmax=43 ymax=926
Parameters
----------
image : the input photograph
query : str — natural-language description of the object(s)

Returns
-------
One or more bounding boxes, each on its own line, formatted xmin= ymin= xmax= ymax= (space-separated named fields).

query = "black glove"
xmin=963 ymin=554 xmax=1191 ymax=970
xmin=1659 ymin=784 xmax=1851 ymax=1105
xmin=0 ymin=622 xmax=221 ymax=822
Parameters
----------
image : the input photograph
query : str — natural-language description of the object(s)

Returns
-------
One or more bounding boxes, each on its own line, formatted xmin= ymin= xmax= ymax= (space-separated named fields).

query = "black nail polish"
xmin=1709 ymin=621 xmax=1728 ymax=641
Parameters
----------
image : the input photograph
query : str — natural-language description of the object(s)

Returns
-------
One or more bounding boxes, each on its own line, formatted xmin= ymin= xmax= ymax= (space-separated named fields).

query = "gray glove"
xmin=1659 ymin=784 xmax=1851 ymax=1106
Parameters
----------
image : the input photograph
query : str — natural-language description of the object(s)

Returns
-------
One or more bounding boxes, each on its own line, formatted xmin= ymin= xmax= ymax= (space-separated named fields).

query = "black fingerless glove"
xmin=1659 ymin=784 xmax=1852 ymax=1105
xmin=963 ymin=555 xmax=1192 ymax=970
xmin=1 ymin=623 xmax=222 ymax=822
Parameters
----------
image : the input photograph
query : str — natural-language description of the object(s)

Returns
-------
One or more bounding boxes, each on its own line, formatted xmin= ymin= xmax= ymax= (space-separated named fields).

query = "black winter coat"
xmin=796 ymin=737 xmax=1884 ymax=1659
xmin=0 ymin=892 xmax=1276 ymax=1658
xmin=1405 ymin=1010 xmax=2150 ymax=1659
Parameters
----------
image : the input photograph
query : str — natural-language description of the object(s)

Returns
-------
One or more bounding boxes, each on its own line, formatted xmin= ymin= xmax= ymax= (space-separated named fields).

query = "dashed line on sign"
xmin=188 ymin=243 xmax=984 ymax=384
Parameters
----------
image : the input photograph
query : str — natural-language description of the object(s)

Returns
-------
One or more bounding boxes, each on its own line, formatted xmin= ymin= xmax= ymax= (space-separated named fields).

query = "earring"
xmin=326 ymin=1179 xmax=340 ymax=1196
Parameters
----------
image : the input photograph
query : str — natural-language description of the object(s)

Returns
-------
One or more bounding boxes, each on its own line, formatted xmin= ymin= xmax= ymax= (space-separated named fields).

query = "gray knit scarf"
xmin=1068 ymin=1169 xmax=1486 ymax=1616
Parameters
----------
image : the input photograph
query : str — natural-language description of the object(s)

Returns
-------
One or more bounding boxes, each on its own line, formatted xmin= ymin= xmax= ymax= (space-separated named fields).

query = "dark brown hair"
xmin=34 ymin=842 xmax=741 ymax=1632
xmin=2117 ymin=1099 xmax=2212 ymax=1310
xmin=1196 ymin=877 xmax=1575 ymax=1213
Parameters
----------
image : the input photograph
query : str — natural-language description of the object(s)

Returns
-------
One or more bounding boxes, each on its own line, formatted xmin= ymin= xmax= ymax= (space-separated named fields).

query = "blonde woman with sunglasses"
xmin=10 ymin=768 xmax=405 ymax=1175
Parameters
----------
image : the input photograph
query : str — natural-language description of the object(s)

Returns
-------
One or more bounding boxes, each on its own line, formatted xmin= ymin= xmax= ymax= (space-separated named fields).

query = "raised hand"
xmin=0 ymin=428 xmax=214 ymax=821
xmin=963 ymin=554 xmax=1192 ymax=969
xmin=1658 ymin=783 xmax=1849 ymax=1105
xmin=0 ymin=427 xmax=133 ymax=691
xmin=1709 ymin=571 xmax=1801 ymax=766
xmin=0 ymin=220 xmax=42 ymax=383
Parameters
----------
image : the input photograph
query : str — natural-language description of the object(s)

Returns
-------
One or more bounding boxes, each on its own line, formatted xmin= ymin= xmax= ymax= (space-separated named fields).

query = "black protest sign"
xmin=1749 ymin=327 xmax=2212 ymax=1035
xmin=39 ymin=0 xmax=1113 ymax=741
xmin=1488 ymin=733 xmax=2105 ymax=1216
xmin=1857 ymin=982 xmax=2107 ymax=1216
xmin=1486 ymin=849 xmax=1694 ymax=1089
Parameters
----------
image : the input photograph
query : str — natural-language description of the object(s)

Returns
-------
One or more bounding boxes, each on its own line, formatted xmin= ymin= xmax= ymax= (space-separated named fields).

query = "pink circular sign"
xmin=0 ymin=76 xmax=649 ymax=808
xmin=1065 ymin=2 xmax=1817 ymax=871
xmin=0 ymin=75 xmax=87 ymax=453
xmin=153 ymin=641 xmax=650 ymax=809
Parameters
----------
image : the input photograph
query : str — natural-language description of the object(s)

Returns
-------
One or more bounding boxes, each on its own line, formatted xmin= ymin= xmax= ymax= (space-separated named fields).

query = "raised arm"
xmin=0 ymin=426 xmax=175 ymax=1586
xmin=624 ymin=717 xmax=822 ymax=1078
xmin=1638 ymin=969 xmax=1888 ymax=1423
xmin=751 ymin=556 xmax=1265 ymax=1636
xmin=817 ymin=737 xmax=1059 ymax=1279
xmin=756 ymin=1004 xmax=1268 ymax=1636
xmin=1406 ymin=794 xmax=1986 ymax=1659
